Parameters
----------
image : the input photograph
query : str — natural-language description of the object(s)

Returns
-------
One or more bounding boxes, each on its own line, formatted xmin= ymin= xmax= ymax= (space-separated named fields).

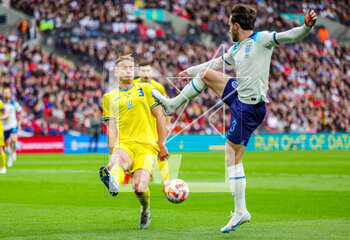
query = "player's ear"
xmin=235 ymin=22 xmax=240 ymax=31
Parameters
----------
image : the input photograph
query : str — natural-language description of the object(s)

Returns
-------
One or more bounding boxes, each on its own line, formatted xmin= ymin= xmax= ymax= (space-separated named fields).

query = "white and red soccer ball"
xmin=164 ymin=179 xmax=189 ymax=203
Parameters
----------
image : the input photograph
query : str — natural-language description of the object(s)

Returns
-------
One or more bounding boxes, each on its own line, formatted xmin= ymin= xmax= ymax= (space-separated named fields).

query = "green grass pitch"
xmin=0 ymin=150 xmax=349 ymax=239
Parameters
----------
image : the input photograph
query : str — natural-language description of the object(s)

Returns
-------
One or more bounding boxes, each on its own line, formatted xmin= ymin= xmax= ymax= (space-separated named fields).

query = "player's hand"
xmin=158 ymin=144 xmax=169 ymax=161
xmin=179 ymin=71 xmax=191 ymax=83
xmin=303 ymin=7 xmax=317 ymax=27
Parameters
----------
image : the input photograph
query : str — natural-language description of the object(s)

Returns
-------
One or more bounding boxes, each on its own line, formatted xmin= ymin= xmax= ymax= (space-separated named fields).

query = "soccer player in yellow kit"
xmin=0 ymin=99 xmax=9 ymax=174
xmin=99 ymin=55 xmax=169 ymax=229
xmin=134 ymin=62 xmax=170 ymax=186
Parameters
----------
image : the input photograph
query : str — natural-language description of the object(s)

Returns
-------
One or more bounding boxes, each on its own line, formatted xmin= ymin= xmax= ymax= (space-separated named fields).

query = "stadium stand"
xmin=2 ymin=0 xmax=350 ymax=135
xmin=143 ymin=0 xmax=350 ymax=26
xmin=0 ymin=33 xmax=103 ymax=135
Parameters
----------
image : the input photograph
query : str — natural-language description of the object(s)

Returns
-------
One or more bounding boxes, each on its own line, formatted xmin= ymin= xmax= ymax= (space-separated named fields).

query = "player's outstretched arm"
xmin=275 ymin=7 xmax=317 ymax=44
xmin=152 ymin=105 xmax=169 ymax=161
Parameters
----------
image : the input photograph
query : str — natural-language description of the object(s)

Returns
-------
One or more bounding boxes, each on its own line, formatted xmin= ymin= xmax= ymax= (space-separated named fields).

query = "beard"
xmin=231 ymin=29 xmax=239 ymax=42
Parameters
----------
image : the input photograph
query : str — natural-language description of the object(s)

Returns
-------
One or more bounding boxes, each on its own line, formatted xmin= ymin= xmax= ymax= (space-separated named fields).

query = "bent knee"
xmin=198 ymin=68 xmax=224 ymax=88
xmin=199 ymin=67 xmax=211 ymax=78
xmin=133 ymin=181 xmax=148 ymax=194
xmin=110 ymin=153 xmax=129 ymax=169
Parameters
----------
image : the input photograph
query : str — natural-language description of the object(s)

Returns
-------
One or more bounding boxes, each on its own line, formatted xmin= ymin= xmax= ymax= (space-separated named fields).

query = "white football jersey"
xmin=3 ymin=100 xmax=22 ymax=131
xmin=222 ymin=31 xmax=279 ymax=104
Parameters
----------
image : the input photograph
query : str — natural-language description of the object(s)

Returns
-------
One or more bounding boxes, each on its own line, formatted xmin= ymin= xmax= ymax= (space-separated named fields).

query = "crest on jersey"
xmin=245 ymin=43 xmax=252 ymax=57
xmin=126 ymin=100 xmax=133 ymax=109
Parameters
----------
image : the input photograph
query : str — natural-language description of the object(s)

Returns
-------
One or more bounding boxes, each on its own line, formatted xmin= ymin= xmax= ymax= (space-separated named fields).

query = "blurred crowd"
xmin=144 ymin=0 xmax=292 ymax=44
xmin=0 ymin=33 xmax=103 ymax=135
xmin=266 ymin=41 xmax=349 ymax=133
xmin=275 ymin=0 xmax=350 ymax=26
xmin=2 ymin=0 xmax=349 ymax=135
xmin=144 ymin=0 xmax=350 ymax=26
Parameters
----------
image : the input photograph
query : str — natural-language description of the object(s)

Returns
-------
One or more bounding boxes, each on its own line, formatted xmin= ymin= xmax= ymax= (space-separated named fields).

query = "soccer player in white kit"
xmin=2 ymin=88 xmax=23 ymax=167
xmin=152 ymin=4 xmax=317 ymax=232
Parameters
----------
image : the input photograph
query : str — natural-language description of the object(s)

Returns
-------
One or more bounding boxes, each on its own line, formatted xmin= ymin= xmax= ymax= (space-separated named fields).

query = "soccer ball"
xmin=164 ymin=179 xmax=189 ymax=204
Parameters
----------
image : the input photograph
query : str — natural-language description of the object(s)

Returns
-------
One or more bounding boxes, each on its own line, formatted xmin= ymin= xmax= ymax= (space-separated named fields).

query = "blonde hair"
xmin=115 ymin=54 xmax=134 ymax=66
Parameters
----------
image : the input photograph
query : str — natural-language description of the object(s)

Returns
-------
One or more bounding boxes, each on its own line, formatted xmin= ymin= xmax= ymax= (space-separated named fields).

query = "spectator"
xmin=87 ymin=110 xmax=102 ymax=153
xmin=318 ymin=26 xmax=329 ymax=44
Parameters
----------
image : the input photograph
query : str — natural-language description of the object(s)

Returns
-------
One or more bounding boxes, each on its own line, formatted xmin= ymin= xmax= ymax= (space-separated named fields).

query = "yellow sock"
xmin=137 ymin=188 xmax=150 ymax=210
xmin=110 ymin=165 xmax=125 ymax=184
xmin=158 ymin=160 xmax=169 ymax=184
xmin=0 ymin=152 xmax=6 ymax=168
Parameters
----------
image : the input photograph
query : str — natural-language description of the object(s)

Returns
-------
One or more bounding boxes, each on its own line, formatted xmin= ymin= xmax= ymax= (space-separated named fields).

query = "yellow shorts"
xmin=0 ymin=134 xmax=4 ymax=147
xmin=114 ymin=141 xmax=158 ymax=176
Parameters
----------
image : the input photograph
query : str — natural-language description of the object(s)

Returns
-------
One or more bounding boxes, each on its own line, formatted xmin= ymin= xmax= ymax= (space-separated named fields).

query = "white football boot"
xmin=221 ymin=211 xmax=251 ymax=233
xmin=0 ymin=167 xmax=7 ymax=174
xmin=99 ymin=167 xmax=119 ymax=196
xmin=139 ymin=205 xmax=151 ymax=229
xmin=151 ymin=89 xmax=177 ymax=116
xmin=7 ymin=155 xmax=13 ymax=167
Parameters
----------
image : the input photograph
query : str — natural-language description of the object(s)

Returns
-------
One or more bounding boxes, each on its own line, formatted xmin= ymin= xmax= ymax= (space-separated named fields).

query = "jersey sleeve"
xmin=273 ymin=25 xmax=312 ymax=45
xmin=222 ymin=44 xmax=237 ymax=66
xmin=0 ymin=100 xmax=4 ymax=112
xmin=143 ymin=84 xmax=159 ymax=110
xmin=102 ymin=93 xmax=115 ymax=121
xmin=256 ymin=31 xmax=278 ymax=49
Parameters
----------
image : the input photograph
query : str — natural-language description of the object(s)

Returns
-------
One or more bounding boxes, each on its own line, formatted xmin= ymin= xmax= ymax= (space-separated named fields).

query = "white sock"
xmin=12 ymin=151 xmax=16 ymax=161
xmin=12 ymin=143 xmax=17 ymax=161
xmin=172 ymin=74 xmax=207 ymax=109
xmin=5 ymin=146 xmax=11 ymax=158
xmin=228 ymin=163 xmax=247 ymax=215
xmin=5 ymin=147 xmax=12 ymax=165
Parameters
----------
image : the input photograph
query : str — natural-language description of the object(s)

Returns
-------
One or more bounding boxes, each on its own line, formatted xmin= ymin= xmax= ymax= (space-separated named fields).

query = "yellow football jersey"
xmin=102 ymin=82 xmax=159 ymax=151
xmin=134 ymin=78 xmax=166 ymax=97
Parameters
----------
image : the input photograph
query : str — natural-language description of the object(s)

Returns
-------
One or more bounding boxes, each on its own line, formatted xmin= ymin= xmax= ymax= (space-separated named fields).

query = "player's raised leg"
xmin=99 ymin=149 xmax=132 ymax=196
xmin=132 ymin=169 xmax=152 ymax=229
xmin=221 ymin=140 xmax=251 ymax=233
xmin=152 ymin=68 xmax=229 ymax=115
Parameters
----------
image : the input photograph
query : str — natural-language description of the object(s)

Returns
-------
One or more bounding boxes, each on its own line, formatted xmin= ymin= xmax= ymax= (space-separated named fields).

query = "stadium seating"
xmin=143 ymin=0 xmax=350 ymax=26
xmin=0 ymin=33 xmax=103 ymax=135
xmin=3 ymin=1 xmax=350 ymax=134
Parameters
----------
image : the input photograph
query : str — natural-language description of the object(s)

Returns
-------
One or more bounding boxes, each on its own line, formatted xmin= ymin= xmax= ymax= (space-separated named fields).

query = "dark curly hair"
xmin=230 ymin=3 xmax=257 ymax=30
